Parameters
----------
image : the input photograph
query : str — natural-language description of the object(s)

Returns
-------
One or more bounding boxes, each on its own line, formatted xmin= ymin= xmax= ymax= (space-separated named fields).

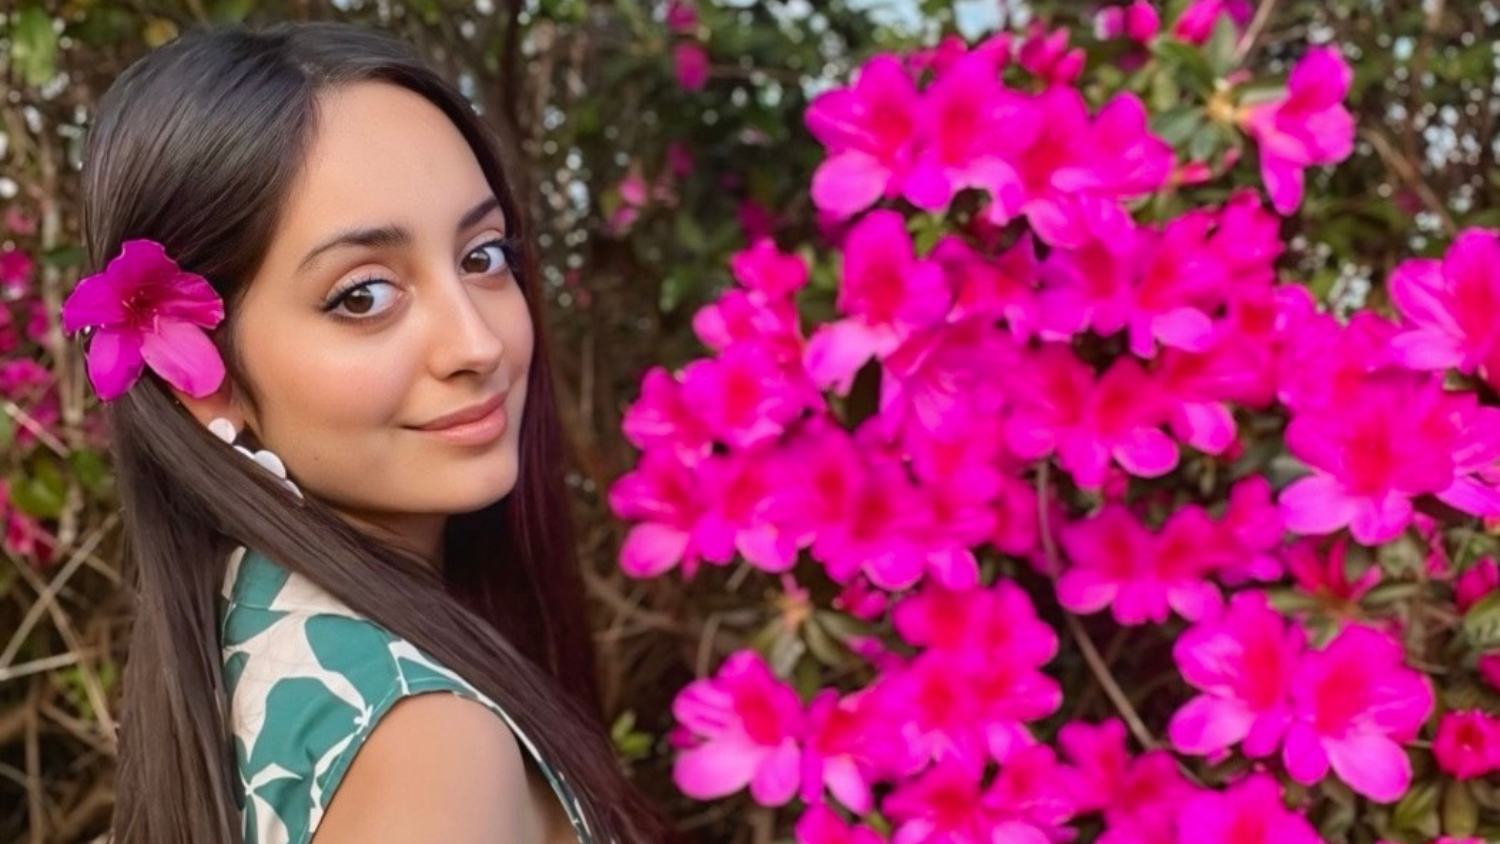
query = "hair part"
xmin=84 ymin=21 xmax=670 ymax=844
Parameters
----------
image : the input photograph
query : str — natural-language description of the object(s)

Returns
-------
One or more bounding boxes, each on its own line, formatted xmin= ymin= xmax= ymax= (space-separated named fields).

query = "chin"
xmin=435 ymin=453 xmax=521 ymax=514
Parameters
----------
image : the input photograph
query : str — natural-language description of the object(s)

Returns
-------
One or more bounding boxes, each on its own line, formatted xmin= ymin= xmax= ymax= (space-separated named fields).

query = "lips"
xmin=411 ymin=391 xmax=508 ymax=431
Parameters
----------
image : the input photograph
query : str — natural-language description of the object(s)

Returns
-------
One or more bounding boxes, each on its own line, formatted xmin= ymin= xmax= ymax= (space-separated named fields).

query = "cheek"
xmin=247 ymin=327 xmax=415 ymax=447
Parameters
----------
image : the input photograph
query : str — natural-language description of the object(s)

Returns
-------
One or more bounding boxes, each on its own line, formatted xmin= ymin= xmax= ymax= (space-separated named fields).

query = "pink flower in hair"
xmin=61 ymin=239 xmax=225 ymax=400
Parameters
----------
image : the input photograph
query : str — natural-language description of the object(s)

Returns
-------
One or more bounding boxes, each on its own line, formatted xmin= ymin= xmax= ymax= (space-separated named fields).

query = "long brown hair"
xmin=83 ymin=21 xmax=671 ymax=844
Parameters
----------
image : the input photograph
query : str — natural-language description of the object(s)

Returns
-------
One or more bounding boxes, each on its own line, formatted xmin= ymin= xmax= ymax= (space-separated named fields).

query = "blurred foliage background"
xmin=0 ymin=0 xmax=1496 ymax=841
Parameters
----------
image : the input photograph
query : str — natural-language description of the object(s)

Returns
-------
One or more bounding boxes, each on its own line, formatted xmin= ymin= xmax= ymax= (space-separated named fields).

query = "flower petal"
xmin=139 ymin=320 xmax=226 ymax=398
xmin=85 ymin=328 xmax=145 ymax=401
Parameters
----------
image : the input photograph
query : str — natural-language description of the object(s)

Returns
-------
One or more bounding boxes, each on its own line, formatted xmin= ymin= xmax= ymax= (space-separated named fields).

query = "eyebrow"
xmin=296 ymin=196 xmax=504 ymax=275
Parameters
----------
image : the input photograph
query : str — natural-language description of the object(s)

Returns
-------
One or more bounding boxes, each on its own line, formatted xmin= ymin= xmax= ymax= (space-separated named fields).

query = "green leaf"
xmin=1151 ymin=106 xmax=1204 ymax=147
xmin=41 ymin=244 xmax=83 ymax=268
xmin=67 ymin=448 xmax=112 ymax=499
xmin=11 ymin=5 xmax=59 ymax=88
xmin=8 ymin=459 xmax=67 ymax=519
xmin=1443 ymin=779 xmax=1479 ymax=839
xmin=1187 ymin=123 xmax=1220 ymax=162
xmin=1461 ymin=591 xmax=1500 ymax=651
xmin=1151 ymin=40 xmax=1214 ymax=93
xmin=1392 ymin=779 xmax=1443 ymax=838
xmin=0 ymin=411 xmax=12 ymax=454
xmin=1204 ymin=13 xmax=1240 ymax=76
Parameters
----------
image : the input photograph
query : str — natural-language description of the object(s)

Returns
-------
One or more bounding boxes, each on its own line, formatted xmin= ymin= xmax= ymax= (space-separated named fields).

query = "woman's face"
xmin=223 ymin=81 xmax=533 ymax=558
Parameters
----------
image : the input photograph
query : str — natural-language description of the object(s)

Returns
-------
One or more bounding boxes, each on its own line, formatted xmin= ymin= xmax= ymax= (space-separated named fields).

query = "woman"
xmin=67 ymin=20 xmax=672 ymax=844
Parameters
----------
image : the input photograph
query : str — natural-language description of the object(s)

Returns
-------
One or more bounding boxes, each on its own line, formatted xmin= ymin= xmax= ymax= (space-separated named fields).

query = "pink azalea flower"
xmin=1097 ymin=1 xmax=1161 ymax=44
xmin=3 ymin=207 xmax=37 ymax=236
xmin=1431 ymin=709 xmax=1500 ymax=780
xmin=609 ymin=450 xmax=711 ymax=577
xmin=1454 ymin=557 xmax=1498 ymax=612
xmin=1170 ymin=590 xmax=1303 ymax=757
xmin=25 ymin=300 xmax=48 ymax=343
xmin=1239 ymin=46 xmax=1356 ymax=214
xmin=671 ymin=649 xmax=804 ymax=806
xmin=0 ymin=247 xmax=34 ymax=298
xmin=1059 ymin=719 xmax=1198 ymax=844
xmin=795 ymin=804 xmax=886 ymax=844
xmin=691 ymin=288 xmax=805 ymax=364
xmin=1040 ymin=210 xmax=1227 ymax=357
xmin=937 ymin=233 xmax=1040 ymax=337
xmin=673 ymin=43 xmax=710 ymax=91
xmin=875 ymin=317 xmax=1014 ymax=448
xmin=1279 ymin=374 xmax=1465 ymax=544
xmin=1177 ymin=773 xmax=1323 ymax=844
xmin=982 ymin=743 xmax=1081 ymax=843
xmin=1388 ymin=228 xmax=1500 ymax=383
xmin=804 ymin=210 xmax=950 ymax=393
xmin=1006 ymin=346 xmax=1178 ymax=490
xmin=799 ymin=689 xmax=881 ymax=813
xmin=1059 ymin=505 xmax=1225 ymax=625
xmin=882 ymin=756 xmax=1001 ymax=844
xmin=893 ymin=581 xmax=1059 ymax=668
xmin=664 ymin=0 xmax=698 ymax=34
xmin=1285 ymin=535 xmax=1381 ymax=610
xmin=806 ymin=56 xmax=921 ymax=219
xmin=61 ymin=239 xmax=226 ymax=400
xmin=1014 ymin=24 xmax=1085 ymax=87
xmin=1283 ymin=624 xmax=1434 ymax=802
xmin=1479 ymin=653 xmax=1500 ymax=691
xmin=1156 ymin=332 xmax=1272 ymax=456
xmin=1215 ymin=478 xmax=1285 ymax=582
xmin=1173 ymin=0 xmax=1253 ymax=44
xmin=692 ymin=447 xmax=807 ymax=573
xmin=982 ymin=87 xmax=1173 ymax=249
xmin=729 ymin=237 xmax=809 ymax=301
xmin=679 ymin=344 xmax=812 ymax=449
xmin=900 ymin=51 xmax=1037 ymax=216
xmin=622 ymin=366 xmax=714 ymax=466
xmin=1276 ymin=310 xmax=1396 ymax=413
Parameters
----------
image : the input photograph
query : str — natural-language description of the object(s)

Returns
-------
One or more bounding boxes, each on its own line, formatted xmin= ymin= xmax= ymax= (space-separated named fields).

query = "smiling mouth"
xmin=407 ymin=394 xmax=510 ymax=447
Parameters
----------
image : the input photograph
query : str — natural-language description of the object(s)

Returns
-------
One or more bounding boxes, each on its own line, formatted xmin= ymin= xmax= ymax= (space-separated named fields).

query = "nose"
xmin=424 ymin=271 xmax=504 ymax=380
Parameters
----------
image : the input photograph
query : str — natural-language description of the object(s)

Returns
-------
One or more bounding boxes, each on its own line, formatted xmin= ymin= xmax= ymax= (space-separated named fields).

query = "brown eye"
xmin=342 ymin=286 xmax=375 ymax=314
xmin=461 ymin=240 xmax=514 ymax=276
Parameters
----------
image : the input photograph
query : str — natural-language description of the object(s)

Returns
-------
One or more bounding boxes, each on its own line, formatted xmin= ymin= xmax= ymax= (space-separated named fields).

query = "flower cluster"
xmin=614 ymin=1 xmax=1500 ymax=841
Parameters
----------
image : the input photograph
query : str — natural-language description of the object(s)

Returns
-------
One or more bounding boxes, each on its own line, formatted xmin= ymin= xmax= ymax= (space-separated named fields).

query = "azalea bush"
xmin=609 ymin=2 xmax=1500 ymax=843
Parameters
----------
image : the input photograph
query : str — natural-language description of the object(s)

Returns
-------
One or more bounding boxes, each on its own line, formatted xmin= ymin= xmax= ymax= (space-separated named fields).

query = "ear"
xmin=171 ymin=377 xmax=248 ymax=434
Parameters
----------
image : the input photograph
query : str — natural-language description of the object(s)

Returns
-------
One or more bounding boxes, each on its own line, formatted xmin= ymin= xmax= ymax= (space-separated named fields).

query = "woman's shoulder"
xmin=217 ymin=547 xmax=524 ymax=844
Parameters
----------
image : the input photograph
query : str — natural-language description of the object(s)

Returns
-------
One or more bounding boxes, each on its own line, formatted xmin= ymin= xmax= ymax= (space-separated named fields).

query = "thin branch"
xmin=1232 ymin=0 xmax=1281 ymax=65
xmin=1035 ymin=464 xmax=1159 ymax=750
xmin=1363 ymin=126 xmax=1457 ymax=236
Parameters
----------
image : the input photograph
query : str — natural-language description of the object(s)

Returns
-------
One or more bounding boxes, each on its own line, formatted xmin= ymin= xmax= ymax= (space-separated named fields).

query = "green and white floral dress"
xmin=218 ymin=546 xmax=594 ymax=844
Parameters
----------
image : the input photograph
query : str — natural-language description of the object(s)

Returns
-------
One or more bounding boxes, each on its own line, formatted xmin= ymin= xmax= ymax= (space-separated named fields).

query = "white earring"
xmin=207 ymin=417 xmax=303 ymax=499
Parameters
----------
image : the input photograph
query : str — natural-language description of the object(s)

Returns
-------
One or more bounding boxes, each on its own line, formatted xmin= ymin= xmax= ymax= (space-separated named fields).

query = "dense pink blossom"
xmin=982 ymin=87 xmax=1173 ymax=248
xmin=1059 ymin=505 xmax=1225 ymax=625
xmin=1177 ymin=773 xmax=1323 ymax=844
xmin=1170 ymin=591 xmax=1302 ymax=757
xmin=806 ymin=56 xmax=921 ymax=219
xmin=673 ymin=43 xmax=709 ymax=90
xmin=799 ymin=689 xmax=881 ymax=812
xmin=664 ymin=0 xmax=698 ymax=33
xmin=937 ymin=233 xmax=1040 ymax=336
xmin=882 ymin=757 xmax=996 ymax=844
xmin=678 ymin=344 xmax=812 ymax=449
xmin=1097 ymin=1 xmax=1161 ymax=44
xmin=1014 ymin=24 xmax=1084 ymax=86
xmin=795 ymin=805 xmax=886 ymax=844
xmin=804 ymin=210 xmax=950 ymax=393
xmin=1059 ymin=719 xmax=1199 ymax=844
xmin=0 ymin=247 xmax=34 ymax=298
xmin=1285 ymin=535 xmax=1381 ymax=610
xmin=1239 ymin=46 xmax=1356 ymax=214
xmin=609 ymin=450 xmax=711 ymax=577
xmin=1454 ymin=557 xmax=1498 ymax=612
xmin=1283 ymin=624 xmax=1433 ymax=801
xmin=1431 ymin=709 xmax=1500 ymax=780
xmin=622 ymin=366 xmax=714 ymax=465
xmin=671 ymin=649 xmax=804 ymax=806
xmin=901 ymin=51 xmax=1035 ymax=215
xmin=1279 ymin=372 xmax=1500 ymax=544
xmin=981 ymin=743 xmax=1080 ymax=843
xmin=1388 ymin=228 xmax=1500 ymax=384
xmin=1173 ymin=0 xmax=1253 ymax=44
xmin=1006 ymin=346 xmax=1178 ymax=489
